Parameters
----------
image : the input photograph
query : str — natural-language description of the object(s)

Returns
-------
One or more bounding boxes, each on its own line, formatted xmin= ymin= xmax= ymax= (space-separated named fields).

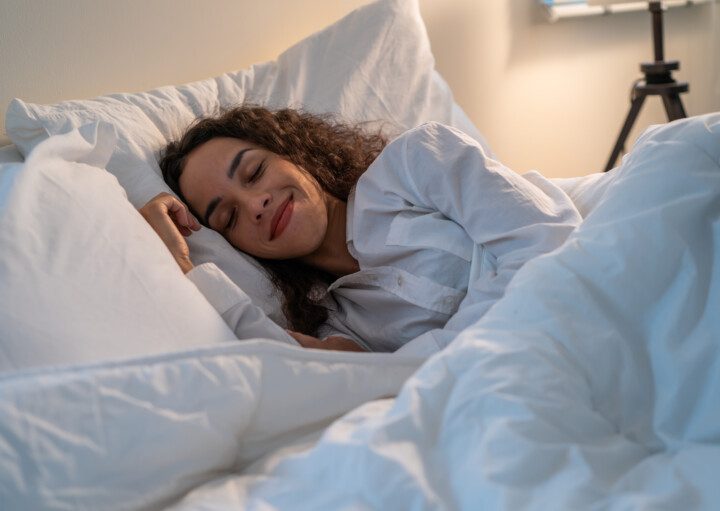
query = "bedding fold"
xmin=165 ymin=113 xmax=720 ymax=510
xmin=2 ymin=112 xmax=719 ymax=509
xmin=0 ymin=342 xmax=423 ymax=510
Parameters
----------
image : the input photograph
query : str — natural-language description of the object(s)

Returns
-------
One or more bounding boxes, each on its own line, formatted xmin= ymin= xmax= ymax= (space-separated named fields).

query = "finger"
xmin=165 ymin=197 xmax=197 ymax=230
xmin=145 ymin=208 xmax=189 ymax=250
xmin=286 ymin=330 xmax=305 ymax=342
xmin=154 ymin=193 xmax=200 ymax=231
xmin=166 ymin=198 xmax=189 ymax=224
xmin=155 ymin=212 xmax=185 ymax=243
xmin=180 ymin=208 xmax=201 ymax=230
xmin=189 ymin=214 xmax=201 ymax=230
xmin=333 ymin=338 xmax=366 ymax=352
xmin=287 ymin=330 xmax=321 ymax=348
xmin=168 ymin=213 xmax=193 ymax=236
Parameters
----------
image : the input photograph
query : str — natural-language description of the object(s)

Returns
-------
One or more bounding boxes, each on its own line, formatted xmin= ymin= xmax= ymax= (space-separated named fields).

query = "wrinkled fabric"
xmin=169 ymin=114 xmax=720 ymax=510
xmin=186 ymin=262 xmax=298 ymax=344
xmin=2 ymin=114 xmax=718 ymax=510
xmin=323 ymin=122 xmax=581 ymax=353
xmin=4 ymin=0 xmax=491 ymax=328
xmin=0 ymin=125 xmax=236 ymax=372
xmin=0 ymin=342 xmax=423 ymax=510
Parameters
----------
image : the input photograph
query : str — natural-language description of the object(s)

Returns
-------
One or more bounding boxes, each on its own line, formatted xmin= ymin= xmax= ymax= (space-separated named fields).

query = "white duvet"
xmin=2 ymin=114 xmax=719 ymax=510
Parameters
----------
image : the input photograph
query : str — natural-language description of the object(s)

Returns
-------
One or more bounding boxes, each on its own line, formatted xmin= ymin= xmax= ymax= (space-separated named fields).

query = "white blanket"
xmin=168 ymin=115 xmax=720 ymax=509
xmin=0 ymin=343 xmax=423 ymax=509
xmin=2 ymin=114 xmax=719 ymax=510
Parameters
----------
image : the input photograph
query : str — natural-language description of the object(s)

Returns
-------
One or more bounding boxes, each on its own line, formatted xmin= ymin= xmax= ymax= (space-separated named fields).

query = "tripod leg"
xmin=605 ymin=95 xmax=645 ymax=172
xmin=662 ymin=93 xmax=687 ymax=121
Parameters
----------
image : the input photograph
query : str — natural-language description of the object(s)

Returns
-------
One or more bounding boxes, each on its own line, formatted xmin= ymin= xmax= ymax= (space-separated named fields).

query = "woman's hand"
xmin=287 ymin=331 xmax=367 ymax=352
xmin=138 ymin=192 xmax=201 ymax=274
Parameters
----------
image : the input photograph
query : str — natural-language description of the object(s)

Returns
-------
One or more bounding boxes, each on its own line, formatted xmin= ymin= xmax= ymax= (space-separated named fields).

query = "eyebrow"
xmin=203 ymin=148 xmax=255 ymax=226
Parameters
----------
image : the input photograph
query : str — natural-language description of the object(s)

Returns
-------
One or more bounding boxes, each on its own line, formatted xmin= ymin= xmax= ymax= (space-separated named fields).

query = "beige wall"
xmin=1 ymin=0 xmax=718 ymax=177
xmin=426 ymin=1 xmax=720 ymax=176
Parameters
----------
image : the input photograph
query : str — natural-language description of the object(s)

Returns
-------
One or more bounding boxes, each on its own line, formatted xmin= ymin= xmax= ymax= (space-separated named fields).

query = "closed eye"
xmin=224 ymin=207 xmax=237 ymax=232
xmin=250 ymin=160 xmax=266 ymax=182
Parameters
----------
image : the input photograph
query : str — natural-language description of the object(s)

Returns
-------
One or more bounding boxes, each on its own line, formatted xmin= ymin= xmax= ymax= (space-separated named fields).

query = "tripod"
xmin=603 ymin=1 xmax=688 ymax=172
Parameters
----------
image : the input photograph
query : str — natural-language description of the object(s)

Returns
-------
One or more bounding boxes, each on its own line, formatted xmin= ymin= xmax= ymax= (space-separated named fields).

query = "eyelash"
xmin=223 ymin=159 xmax=266 ymax=231
xmin=224 ymin=208 xmax=237 ymax=232
xmin=250 ymin=160 xmax=266 ymax=182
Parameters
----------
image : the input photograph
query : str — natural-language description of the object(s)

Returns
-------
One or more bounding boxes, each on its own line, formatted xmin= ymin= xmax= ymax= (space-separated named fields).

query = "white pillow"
xmin=0 ymin=123 xmax=236 ymax=372
xmin=4 ymin=0 xmax=489 ymax=325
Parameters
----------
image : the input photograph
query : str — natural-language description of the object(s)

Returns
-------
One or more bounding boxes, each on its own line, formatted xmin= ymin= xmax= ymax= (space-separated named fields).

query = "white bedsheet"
xmin=1 ymin=114 xmax=718 ymax=510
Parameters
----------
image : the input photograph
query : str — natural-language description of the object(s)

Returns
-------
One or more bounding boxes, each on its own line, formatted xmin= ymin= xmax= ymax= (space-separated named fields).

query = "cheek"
xmin=290 ymin=207 xmax=321 ymax=238
xmin=227 ymin=233 xmax=254 ymax=255
xmin=225 ymin=195 xmax=329 ymax=260
xmin=225 ymin=223 xmax=262 ymax=255
xmin=306 ymin=196 xmax=329 ymax=234
xmin=284 ymin=201 xmax=327 ymax=255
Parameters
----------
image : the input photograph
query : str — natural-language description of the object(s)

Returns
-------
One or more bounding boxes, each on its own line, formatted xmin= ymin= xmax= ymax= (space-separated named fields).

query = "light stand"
xmin=603 ymin=1 xmax=688 ymax=171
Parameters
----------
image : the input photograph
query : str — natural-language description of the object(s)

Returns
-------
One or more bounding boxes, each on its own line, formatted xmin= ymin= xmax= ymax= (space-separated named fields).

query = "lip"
xmin=270 ymin=195 xmax=293 ymax=241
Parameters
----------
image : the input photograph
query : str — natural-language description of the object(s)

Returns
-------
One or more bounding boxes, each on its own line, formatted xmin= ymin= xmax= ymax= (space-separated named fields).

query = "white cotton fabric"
xmin=550 ymin=170 xmax=619 ymax=218
xmin=321 ymin=122 xmax=581 ymax=353
xmin=0 ymin=144 xmax=22 ymax=164
xmin=4 ymin=0 xmax=488 ymax=326
xmin=186 ymin=263 xmax=298 ymax=345
xmin=0 ymin=124 xmax=237 ymax=371
xmin=188 ymin=123 xmax=581 ymax=355
xmin=166 ymin=114 xmax=719 ymax=509
xmin=0 ymin=341 xmax=424 ymax=510
xmin=2 ymin=113 xmax=718 ymax=510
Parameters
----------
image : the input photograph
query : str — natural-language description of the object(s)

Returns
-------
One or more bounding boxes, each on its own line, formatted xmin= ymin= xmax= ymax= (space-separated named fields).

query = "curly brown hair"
xmin=159 ymin=105 xmax=388 ymax=335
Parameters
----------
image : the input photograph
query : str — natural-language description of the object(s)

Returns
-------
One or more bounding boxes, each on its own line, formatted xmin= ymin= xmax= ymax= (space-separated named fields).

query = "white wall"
xmin=1 ymin=0 xmax=718 ymax=177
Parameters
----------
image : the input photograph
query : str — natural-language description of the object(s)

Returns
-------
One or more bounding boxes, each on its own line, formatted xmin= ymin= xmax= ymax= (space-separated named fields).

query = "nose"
xmin=246 ymin=191 xmax=271 ymax=222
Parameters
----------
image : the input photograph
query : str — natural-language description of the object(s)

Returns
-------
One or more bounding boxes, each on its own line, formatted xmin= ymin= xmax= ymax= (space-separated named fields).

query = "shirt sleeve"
xmin=394 ymin=122 xmax=582 ymax=353
xmin=397 ymin=122 xmax=581 ymax=253
xmin=186 ymin=262 xmax=299 ymax=346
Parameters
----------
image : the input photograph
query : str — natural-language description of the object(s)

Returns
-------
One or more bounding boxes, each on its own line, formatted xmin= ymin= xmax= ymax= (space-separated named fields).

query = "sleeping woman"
xmin=139 ymin=106 xmax=581 ymax=355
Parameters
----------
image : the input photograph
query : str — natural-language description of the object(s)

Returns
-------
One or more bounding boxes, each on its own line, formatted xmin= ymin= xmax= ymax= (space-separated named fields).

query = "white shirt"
xmin=186 ymin=262 xmax=299 ymax=346
xmin=319 ymin=122 xmax=581 ymax=355
xmin=188 ymin=123 xmax=581 ymax=356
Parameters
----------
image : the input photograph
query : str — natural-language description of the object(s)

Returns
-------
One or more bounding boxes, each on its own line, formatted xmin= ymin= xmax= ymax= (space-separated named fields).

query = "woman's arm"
xmin=393 ymin=122 xmax=581 ymax=256
xmin=365 ymin=122 xmax=583 ymax=354
xmin=286 ymin=330 xmax=367 ymax=352
xmin=138 ymin=193 xmax=298 ymax=345
xmin=186 ymin=263 xmax=298 ymax=344
xmin=138 ymin=192 xmax=200 ymax=274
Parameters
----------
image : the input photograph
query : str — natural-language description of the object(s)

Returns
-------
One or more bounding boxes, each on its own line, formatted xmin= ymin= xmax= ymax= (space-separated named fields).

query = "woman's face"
xmin=179 ymin=137 xmax=330 ymax=260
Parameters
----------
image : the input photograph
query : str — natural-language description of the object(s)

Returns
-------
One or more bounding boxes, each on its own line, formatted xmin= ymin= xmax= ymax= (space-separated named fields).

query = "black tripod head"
xmin=602 ymin=0 xmax=689 ymax=171
xmin=643 ymin=1 xmax=682 ymax=84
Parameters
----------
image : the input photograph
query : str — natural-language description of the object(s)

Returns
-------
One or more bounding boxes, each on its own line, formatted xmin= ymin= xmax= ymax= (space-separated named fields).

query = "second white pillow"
xmin=5 ymin=0 xmax=490 ymax=326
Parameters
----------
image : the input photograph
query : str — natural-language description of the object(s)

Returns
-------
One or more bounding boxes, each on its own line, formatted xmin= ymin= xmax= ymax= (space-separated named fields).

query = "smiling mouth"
xmin=270 ymin=195 xmax=293 ymax=241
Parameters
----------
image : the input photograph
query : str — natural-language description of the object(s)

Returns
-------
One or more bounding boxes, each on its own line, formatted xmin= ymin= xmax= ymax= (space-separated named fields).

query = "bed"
xmin=1 ymin=0 xmax=719 ymax=509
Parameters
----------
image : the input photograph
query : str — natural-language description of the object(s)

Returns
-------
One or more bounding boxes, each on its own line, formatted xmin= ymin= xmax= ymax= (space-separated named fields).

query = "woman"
xmin=140 ymin=106 xmax=581 ymax=355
